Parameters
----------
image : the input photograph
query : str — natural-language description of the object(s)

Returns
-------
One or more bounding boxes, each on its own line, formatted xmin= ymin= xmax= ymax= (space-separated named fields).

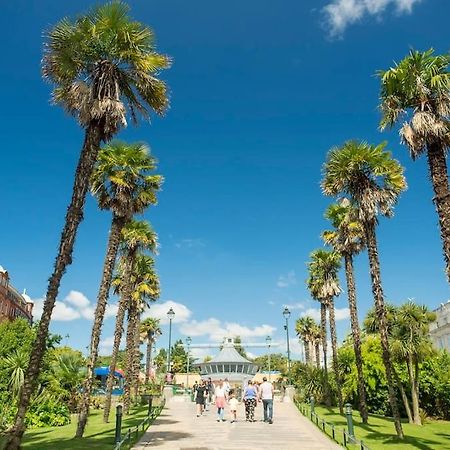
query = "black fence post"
xmin=148 ymin=395 xmax=153 ymax=416
xmin=114 ymin=405 xmax=123 ymax=444
xmin=345 ymin=403 xmax=355 ymax=442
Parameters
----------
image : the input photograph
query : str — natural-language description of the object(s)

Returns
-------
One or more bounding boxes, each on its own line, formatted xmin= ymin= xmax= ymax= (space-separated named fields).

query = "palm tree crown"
xmin=43 ymin=1 xmax=171 ymax=139
xmin=91 ymin=141 xmax=163 ymax=218
xmin=321 ymin=140 xmax=406 ymax=223
xmin=322 ymin=199 xmax=365 ymax=256
xmin=378 ymin=49 xmax=450 ymax=159
xmin=119 ymin=220 xmax=158 ymax=255
xmin=140 ymin=317 xmax=162 ymax=342
xmin=307 ymin=249 xmax=341 ymax=301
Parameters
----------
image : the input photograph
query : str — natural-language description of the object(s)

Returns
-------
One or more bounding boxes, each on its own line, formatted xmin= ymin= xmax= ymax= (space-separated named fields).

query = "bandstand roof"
xmin=208 ymin=346 xmax=251 ymax=364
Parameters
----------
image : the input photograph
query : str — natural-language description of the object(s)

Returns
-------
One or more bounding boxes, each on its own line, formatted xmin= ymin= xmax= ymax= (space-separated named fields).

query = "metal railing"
xmin=113 ymin=397 xmax=165 ymax=450
xmin=294 ymin=399 xmax=371 ymax=450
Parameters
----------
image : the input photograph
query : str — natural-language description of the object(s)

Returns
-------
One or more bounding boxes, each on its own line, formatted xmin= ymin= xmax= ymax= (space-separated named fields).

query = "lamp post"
xmin=167 ymin=308 xmax=175 ymax=380
xmin=283 ymin=307 xmax=291 ymax=382
xmin=265 ymin=335 xmax=272 ymax=382
xmin=186 ymin=336 xmax=192 ymax=392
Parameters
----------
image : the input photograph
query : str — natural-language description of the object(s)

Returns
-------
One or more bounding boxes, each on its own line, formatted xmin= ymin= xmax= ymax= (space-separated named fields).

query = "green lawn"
xmin=1 ymin=406 xmax=151 ymax=450
xmin=311 ymin=405 xmax=450 ymax=450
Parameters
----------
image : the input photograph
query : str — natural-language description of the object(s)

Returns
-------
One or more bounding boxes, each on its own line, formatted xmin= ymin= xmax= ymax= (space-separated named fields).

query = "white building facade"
xmin=430 ymin=301 xmax=450 ymax=351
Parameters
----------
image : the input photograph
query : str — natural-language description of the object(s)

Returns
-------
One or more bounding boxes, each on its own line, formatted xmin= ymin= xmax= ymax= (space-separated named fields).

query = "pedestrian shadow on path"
xmin=143 ymin=431 xmax=193 ymax=447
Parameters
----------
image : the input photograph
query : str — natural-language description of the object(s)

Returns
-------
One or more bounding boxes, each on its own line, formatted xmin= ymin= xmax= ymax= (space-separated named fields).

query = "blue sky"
xmin=1 ymin=0 xmax=449 ymax=361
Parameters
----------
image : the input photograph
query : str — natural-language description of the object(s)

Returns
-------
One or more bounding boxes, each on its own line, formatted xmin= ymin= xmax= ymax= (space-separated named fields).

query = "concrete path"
xmin=133 ymin=400 xmax=341 ymax=450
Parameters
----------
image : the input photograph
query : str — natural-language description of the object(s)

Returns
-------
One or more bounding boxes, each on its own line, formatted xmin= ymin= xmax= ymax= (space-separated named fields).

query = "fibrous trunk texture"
xmin=124 ymin=302 xmax=139 ymax=414
xmin=304 ymin=339 xmax=311 ymax=365
xmin=6 ymin=123 xmax=103 ymax=450
xmin=76 ymin=215 xmax=126 ymax=437
xmin=328 ymin=297 xmax=343 ymax=414
xmin=344 ymin=254 xmax=369 ymax=423
xmin=320 ymin=302 xmax=331 ymax=406
xmin=103 ymin=248 xmax=136 ymax=422
xmin=364 ymin=222 xmax=404 ymax=439
xmin=427 ymin=142 xmax=450 ymax=284
xmin=145 ymin=332 xmax=154 ymax=384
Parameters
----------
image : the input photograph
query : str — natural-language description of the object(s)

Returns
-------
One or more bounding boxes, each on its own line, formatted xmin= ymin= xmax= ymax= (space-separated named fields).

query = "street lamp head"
xmin=186 ymin=336 xmax=192 ymax=346
xmin=265 ymin=335 xmax=272 ymax=345
xmin=283 ymin=307 xmax=291 ymax=319
xmin=167 ymin=307 xmax=175 ymax=320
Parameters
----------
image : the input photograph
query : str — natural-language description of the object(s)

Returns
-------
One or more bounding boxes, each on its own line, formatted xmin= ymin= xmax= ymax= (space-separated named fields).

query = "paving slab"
xmin=133 ymin=400 xmax=341 ymax=450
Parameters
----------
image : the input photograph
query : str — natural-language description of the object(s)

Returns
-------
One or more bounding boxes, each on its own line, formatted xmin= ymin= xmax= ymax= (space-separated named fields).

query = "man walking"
xmin=259 ymin=377 xmax=274 ymax=424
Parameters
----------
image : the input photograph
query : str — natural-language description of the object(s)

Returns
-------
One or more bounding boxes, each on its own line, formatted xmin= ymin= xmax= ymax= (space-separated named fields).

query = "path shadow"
xmin=151 ymin=419 xmax=179 ymax=425
xmin=144 ymin=431 xmax=193 ymax=446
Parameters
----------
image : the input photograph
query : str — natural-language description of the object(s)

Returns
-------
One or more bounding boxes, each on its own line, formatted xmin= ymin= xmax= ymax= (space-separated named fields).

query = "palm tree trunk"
xmin=344 ymin=254 xmax=369 ymax=424
xmin=408 ymin=355 xmax=421 ymax=425
xmin=364 ymin=222 xmax=404 ymax=439
xmin=145 ymin=332 xmax=154 ymax=384
xmin=133 ymin=313 xmax=142 ymax=402
xmin=6 ymin=123 xmax=104 ymax=450
xmin=328 ymin=297 xmax=343 ymax=414
xmin=303 ymin=338 xmax=310 ymax=365
xmin=427 ymin=142 xmax=450 ymax=284
xmin=103 ymin=247 xmax=137 ymax=422
xmin=102 ymin=293 xmax=128 ymax=423
xmin=124 ymin=303 xmax=139 ymax=414
xmin=315 ymin=342 xmax=320 ymax=368
xmin=320 ymin=302 xmax=331 ymax=406
xmin=393 ymin=366 xmax=413 ymax=424
xmin=76 ymin=215 xmax=126 ymax=438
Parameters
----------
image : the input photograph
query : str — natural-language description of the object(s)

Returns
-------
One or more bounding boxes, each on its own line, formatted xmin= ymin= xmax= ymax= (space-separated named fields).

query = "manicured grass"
xmin=312 ymin=405 xmax=450 ymax=450
xmin=1 ymin=406 xmax=151 ymax=450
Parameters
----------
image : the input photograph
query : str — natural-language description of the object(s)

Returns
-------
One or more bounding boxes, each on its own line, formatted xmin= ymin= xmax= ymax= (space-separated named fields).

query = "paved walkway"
xmin=133 ymin=400 xmax=341 ymax=450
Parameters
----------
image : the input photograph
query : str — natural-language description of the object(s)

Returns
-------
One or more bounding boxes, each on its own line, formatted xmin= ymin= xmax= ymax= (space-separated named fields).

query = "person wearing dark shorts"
xmin=195 ymin=381 xmax=207 ymax=417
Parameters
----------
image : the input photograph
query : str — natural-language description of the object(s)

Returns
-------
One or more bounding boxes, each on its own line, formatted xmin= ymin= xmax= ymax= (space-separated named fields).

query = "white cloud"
xmin=179 ymin=318 xmax=276 ymax=343
xmin=300 ymin=307 xmax=350 ymax=322
xmin=277 ymin=270 xmax=297 ymax=288
xmin=65 ymin=290 xmax=90 ymax=308
xmin=322 ymin=0 xmax=423 ymax=37
xmin=267 ymin=300 xmax=276 ymax=306
xmin=33 ymin=297 xmax=81 ymax=322
xmin=142 ymin=300 xmax=192 ymax=325
xmin=32 ymin=290 xmax=120 ymax=323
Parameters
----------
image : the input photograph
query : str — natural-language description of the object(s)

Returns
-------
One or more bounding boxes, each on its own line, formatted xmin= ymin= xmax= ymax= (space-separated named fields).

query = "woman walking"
xmin=215 ymin=380 xmax=228 ymax=422
xmin=195 ymin=381 xmax=207 ymax=417
xmin=243 ymin=380 xmax=258 ymax=422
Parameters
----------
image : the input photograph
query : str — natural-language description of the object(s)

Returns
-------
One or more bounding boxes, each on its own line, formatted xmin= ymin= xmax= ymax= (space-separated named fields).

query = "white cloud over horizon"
xmin=32 ymin=290 xmax=118 ymax=322
xmin=179 ymin=318 xmax=276 ymax=343
xmin=322 ymin=0 xmax=423 ymax=37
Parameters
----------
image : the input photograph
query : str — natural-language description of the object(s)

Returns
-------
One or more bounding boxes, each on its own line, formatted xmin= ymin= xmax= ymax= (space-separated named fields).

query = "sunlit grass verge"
xmin=1 ymin=406 xmax=151 ymax=450
xmin=300 ymin=403 xmax=450 ymax=450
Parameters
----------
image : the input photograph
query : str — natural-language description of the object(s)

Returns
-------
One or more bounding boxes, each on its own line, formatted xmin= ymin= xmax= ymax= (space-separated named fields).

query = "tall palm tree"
xmin=308 ymin=249 xmax=343 ymax=413
xmin=307 ymin=273 xmax=331 ymax=406
xmin=323 ymin=200 xmax=369 ymax=423
xmin=124 ymin=255 xmax=160 ymax=411
xmin=7 ymin=4 xmax=170 ymax=447
xmin=379 ymin=49 xmax=450 ymax=282
xmin=103 ymin=221 xmax=158 ymax=422
xmin=295 ymin=316 xmax=316 ymax=365
xmin=322 ymin=140 xmax=406 ymax=439
xmin=140 ymin=317 xmax=162 ymax=383
xmin=76 ymin=142 xmax=162 ymax=437
xmin=391 ymin=302 xmax=436 ymax=425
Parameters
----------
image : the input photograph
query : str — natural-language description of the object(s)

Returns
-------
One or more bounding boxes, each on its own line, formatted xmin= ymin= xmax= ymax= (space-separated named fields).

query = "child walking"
xmin=228 ymin=389 xmax=239 ymax=423
xmin=215 ymin=380 xmax=228 ymax=422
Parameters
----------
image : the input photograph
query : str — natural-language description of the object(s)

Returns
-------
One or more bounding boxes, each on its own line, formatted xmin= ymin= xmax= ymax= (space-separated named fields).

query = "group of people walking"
xmin=193 ymin=377 xmax=274 ymax=424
